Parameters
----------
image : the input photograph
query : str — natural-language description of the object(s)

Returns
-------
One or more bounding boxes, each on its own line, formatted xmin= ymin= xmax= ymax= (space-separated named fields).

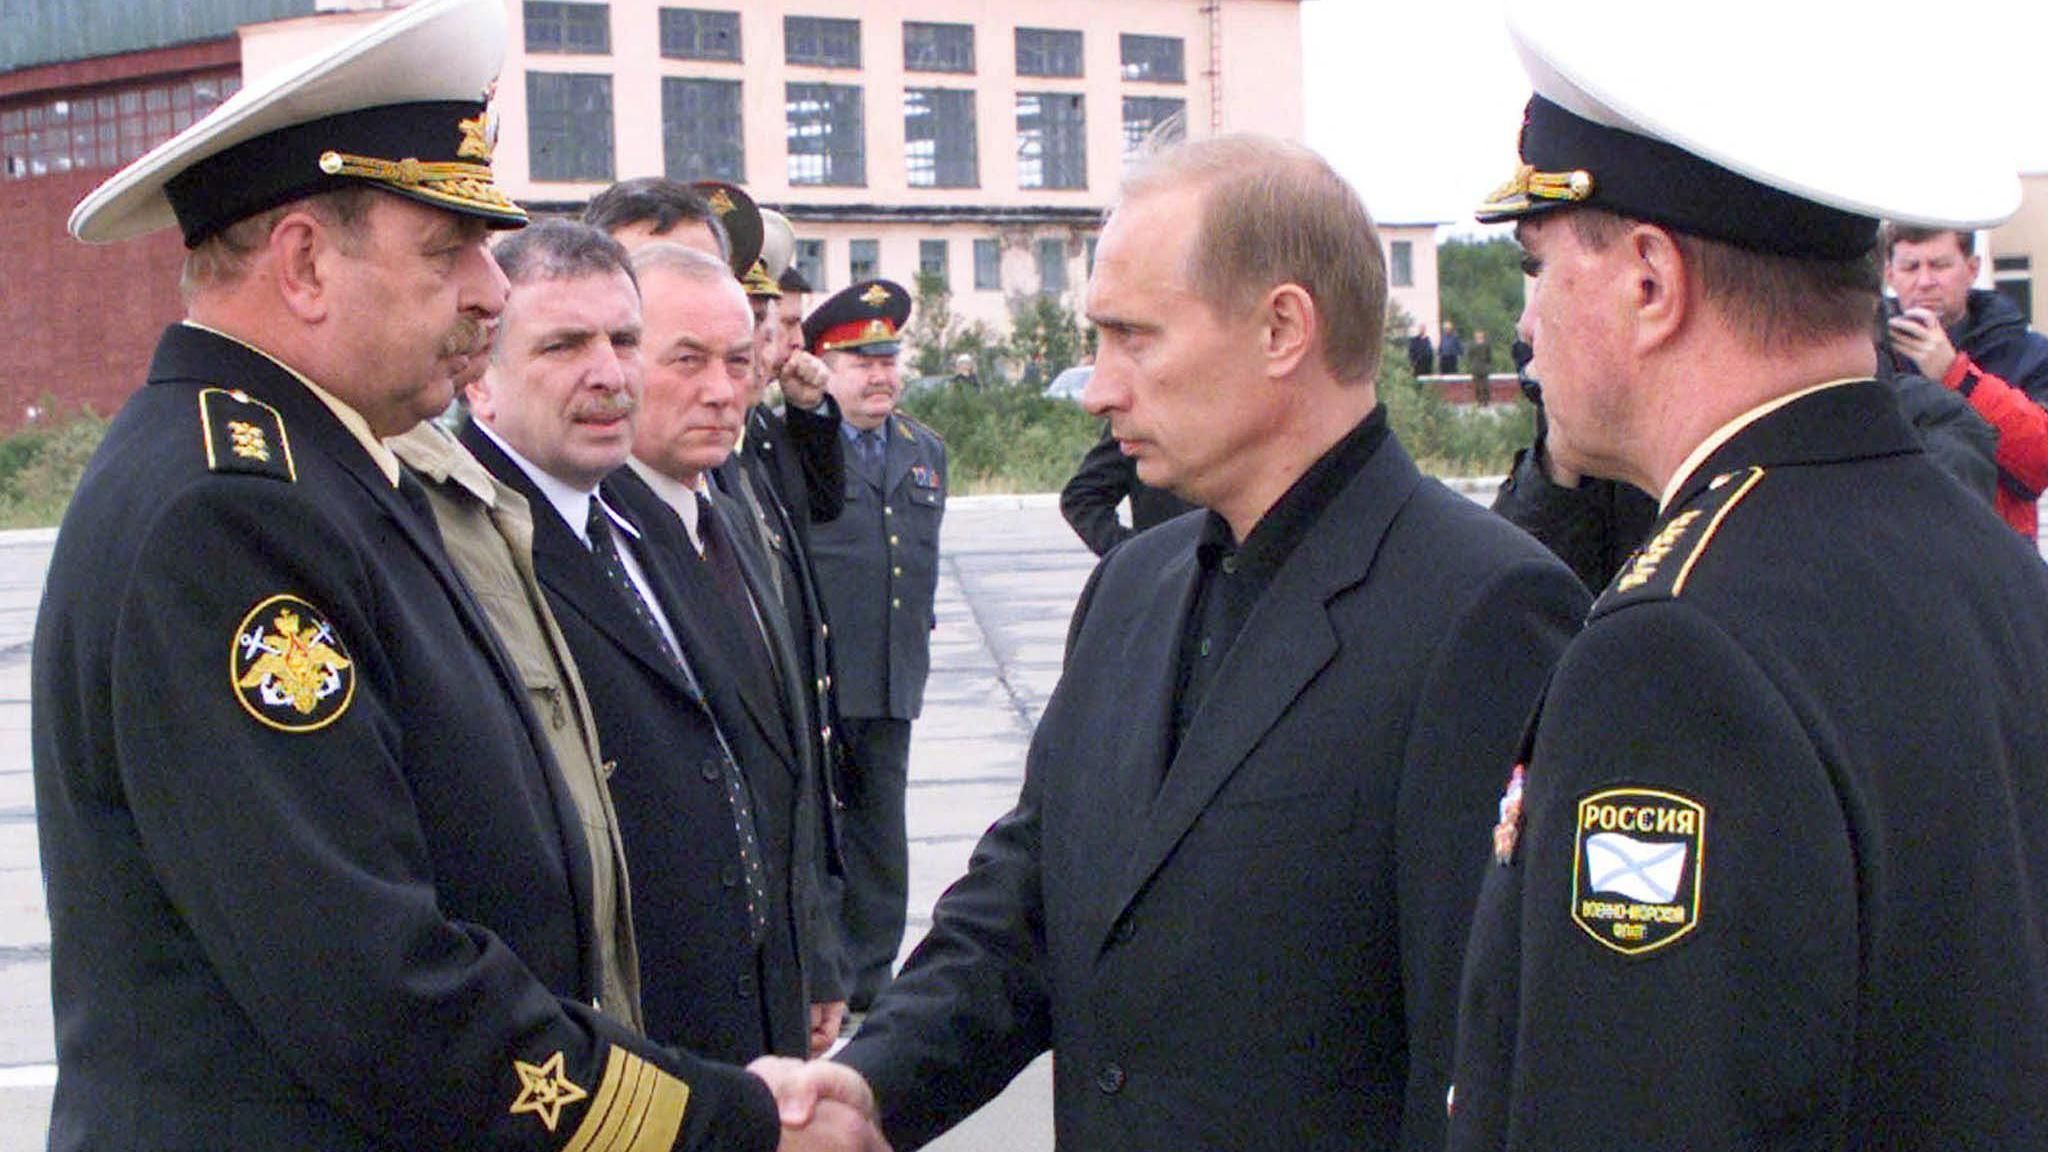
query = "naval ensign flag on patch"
xmin=1570 ymin=787 xmax=1705 ymax=955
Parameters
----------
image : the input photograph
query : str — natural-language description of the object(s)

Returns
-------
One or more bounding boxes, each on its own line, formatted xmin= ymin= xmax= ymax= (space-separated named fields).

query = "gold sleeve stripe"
xmin=561 ymin=1048 xmax=689 ymax=1152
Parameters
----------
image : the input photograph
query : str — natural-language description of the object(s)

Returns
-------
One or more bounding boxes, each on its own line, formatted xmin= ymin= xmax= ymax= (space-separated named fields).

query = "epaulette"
xmin=200 ymin=387 xmax=296 ymax=482
xmin=1593 ymin=465 xmax=1762 ymax=615
xmin=895 ymin=412 xmax=943 ymax=443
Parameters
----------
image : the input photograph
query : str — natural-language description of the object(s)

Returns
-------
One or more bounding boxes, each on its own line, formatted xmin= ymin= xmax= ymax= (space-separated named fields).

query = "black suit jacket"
xmin=462 ymin=423 xmax=809 ymax=1063
xmin=838 ymin=429 xmax=1588 ymax=1152
xmin=616 ymin=465 xmax=845 ymax=1006
xmin=746 ymin=397 xmax=845 ymax=533
xmin=1058 ymin=425 xmax=1198 ymax=557
xmin=33 ymin=325 xmax=778 ymax=1152
xmin=1452 ymin=381 xmax=2048 ymax=1149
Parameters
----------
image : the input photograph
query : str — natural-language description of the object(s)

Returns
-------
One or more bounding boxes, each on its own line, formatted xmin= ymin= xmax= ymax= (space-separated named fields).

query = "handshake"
xmin=747 ymin=1056 xmax=890 ymax=1152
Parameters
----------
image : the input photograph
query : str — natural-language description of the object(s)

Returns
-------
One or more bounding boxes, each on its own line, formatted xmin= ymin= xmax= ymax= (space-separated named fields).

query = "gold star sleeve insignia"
xmin=510 ymin=1051 xmax=588 ymax=1133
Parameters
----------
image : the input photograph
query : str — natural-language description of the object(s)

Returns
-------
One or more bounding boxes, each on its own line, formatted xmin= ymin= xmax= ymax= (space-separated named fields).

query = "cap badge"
xmin=457 ymin=110 xmax=495 ymax=161
xmin=860 ymin=283 xmax=892 ymax=307
xmin=707 ymin=188 xmax=737 ymax=216
xmin=233 ymin=595 xmax=355 ymax=732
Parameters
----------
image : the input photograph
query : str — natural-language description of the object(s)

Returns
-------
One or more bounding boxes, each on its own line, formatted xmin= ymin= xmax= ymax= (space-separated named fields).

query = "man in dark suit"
xmin=768 ymin=135 xmax=1587 ymax=1151
xmin=613 ymin=240 xmax=848 ymax=1057
xmin=32 ymin=1 xmax=851 ymax=1148
xmin=801 ymin=279 xmax=949 ymax=1014
xmin=1448 ymin=4 xmax=2048 ymax=1146
xmin=1058 ymin=422 xmax=1198 ymax=556
xmin=461 ymin=221 xmax=865 ymax=1146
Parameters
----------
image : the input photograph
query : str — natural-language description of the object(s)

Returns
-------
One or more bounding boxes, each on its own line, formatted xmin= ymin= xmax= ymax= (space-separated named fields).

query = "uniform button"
xmin=701 ymin=759 xmax=721 ymax=782
xmin=892 ymin=597 xmax=902 ymax=609
xmin=889 ymin=534 xmax=899 ymax=547
xmin=893 ymin=565 xmax=903 ymax=577
xmin=821 ymin=725 xmax=832 ymax=740
xmin=736 ymin=973 xmax=755 ymax=998
xmin=884 ymin=506 xmax=894 ymax=517
xmin=1111 ymin=913 xmax=1136 ymax=944
xmin=1221 ymin=556 xmax=1237 ymax=575
xmin=821 ymin=623 xmax=831 ymax=639
xmin=1095 ymin=1062 xmax=1125 ymax=1095
xmin=601 ymin=759 xmax=618 ymax=779
xmin=722 ymin=864 xmax=740 ymax=887
xmin=825 ymin=674 xmax=834 ymax=690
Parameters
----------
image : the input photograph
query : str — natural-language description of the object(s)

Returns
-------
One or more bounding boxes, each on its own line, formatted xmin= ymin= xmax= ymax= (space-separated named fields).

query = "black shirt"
xmin=1167 ymin=406 xmax=1390 ymax=770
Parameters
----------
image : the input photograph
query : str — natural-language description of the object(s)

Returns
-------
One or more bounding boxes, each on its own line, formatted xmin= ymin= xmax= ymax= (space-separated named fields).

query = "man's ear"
xmin=1626 ymin=223 xmax=1690 ymax=354
xmin=271 ymin=211 xmax=336 ymax=324
xmin=1262 ymin=283 xmax=1317 ymax=379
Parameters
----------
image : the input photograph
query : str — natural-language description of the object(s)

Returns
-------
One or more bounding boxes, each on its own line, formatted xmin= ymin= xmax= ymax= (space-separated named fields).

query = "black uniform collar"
xmin=1667 ymin=379 xmax=1920 ymax=514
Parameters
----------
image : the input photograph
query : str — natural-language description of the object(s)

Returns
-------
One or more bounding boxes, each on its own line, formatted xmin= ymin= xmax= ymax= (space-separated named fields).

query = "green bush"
xmin=1379 ymin=357 xmax=1532 ymax=476
xmin=900 ymin=380 xmax=1100 ymax=494
xmin=0 ymin=409 xmax=108 ymax=529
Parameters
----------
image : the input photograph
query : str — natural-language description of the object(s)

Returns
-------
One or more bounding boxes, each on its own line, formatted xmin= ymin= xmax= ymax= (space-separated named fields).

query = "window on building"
xmin=2 ymin=71 xmax=240 ymax=180
xmin=528 ymin=72 xmax=614 ymax=182
xmin=974 ymin=238 xmax=1001 ymax=291
xmin=1121 ymin=96 xmax=1184 ymax=166
xmin=849 ymin=238 xmax=879 ymax=282
xmin=919 ymin=239 xmax=949 ymax=291
xmin=795 ymin=238 xmax=826 ymax=291
xmin=1015 ymin=28 xmax=1083 ymax=77
xmin=905 ymin=88 xmax=977 ymax=189
xmin=786 ymin=16 xmax=861 ymax=67
xmin=786 ymin=83 xmax=865 ymax=186
xmin=660 ymin=8 xmax=740 ymax=60
xmin=1120 ymin=34 xmax=1184 ymax=82
xmin=1389 ymin=240 xmax=1414 ymax=288
xmin=1085 ymin=236 xmax=1097 ymax=276
xmin=662 ymin=77 xmax=743 ymax=183
xmin=1016 ymin=93 xmax=1085 ymax=190
xmin=904 ymin=22 xmax=974 ymax=73
xmin=1994 ymin=255 xmax=2033 ymax=326
xmin=525 ymin=2 xmax=610 ymax=54
xmin=1037 ymin=237 xmax=1068 ymax=296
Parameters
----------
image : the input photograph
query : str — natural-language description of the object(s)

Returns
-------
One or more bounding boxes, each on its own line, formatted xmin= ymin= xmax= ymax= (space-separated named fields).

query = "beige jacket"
xmin=387 ymin=422 xmax=644 ymax=1033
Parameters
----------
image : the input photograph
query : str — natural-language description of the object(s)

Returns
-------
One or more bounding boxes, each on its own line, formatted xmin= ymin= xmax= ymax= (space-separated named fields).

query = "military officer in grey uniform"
xmin=802 ymin=279 xmax=946 ymax=1012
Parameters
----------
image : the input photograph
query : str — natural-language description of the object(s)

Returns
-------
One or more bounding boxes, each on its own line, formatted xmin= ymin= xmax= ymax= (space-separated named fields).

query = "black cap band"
xmin=1481 ymin=96 xmax=1877 ymax=260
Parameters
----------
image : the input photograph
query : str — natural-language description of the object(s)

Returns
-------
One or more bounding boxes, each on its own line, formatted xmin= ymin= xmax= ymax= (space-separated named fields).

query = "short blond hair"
xmin=1118 ymin=134 xmax=1386 ymax=382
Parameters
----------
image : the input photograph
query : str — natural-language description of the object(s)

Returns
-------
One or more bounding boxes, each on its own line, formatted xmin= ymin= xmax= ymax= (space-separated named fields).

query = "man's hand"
xmin=1887 ymin=306 xmax=1960 ymax=382
xmin=809 ymin=1000 xmax=848 ymax=1056
xmin=779 ymin=350 xmax=832 ymax=410
xmin=748 ymin=1056 xmax=879 ymax=1127
xmin=776 ymin=1100 xmax=891 ymax=1152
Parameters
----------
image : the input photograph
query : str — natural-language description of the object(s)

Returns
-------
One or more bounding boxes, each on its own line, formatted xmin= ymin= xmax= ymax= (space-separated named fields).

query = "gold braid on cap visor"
xmin=1479 ymin=163 xmax=1595 ymax=217
xmin=318 ymin=150 xmax=526 ymax=218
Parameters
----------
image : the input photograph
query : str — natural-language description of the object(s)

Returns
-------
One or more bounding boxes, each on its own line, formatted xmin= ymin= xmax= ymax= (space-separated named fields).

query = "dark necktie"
xmin=697 ymin=492 xmax=785 ymax=709
xmin=587 ymin=499 xmax=770 ymax=943
xmin=855 ymin=428 xmax=885 ymax=481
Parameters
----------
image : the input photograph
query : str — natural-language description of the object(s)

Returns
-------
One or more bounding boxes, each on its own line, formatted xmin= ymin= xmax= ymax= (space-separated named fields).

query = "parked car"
xmin=1044 ymin=364 xmax=1092 ymax=402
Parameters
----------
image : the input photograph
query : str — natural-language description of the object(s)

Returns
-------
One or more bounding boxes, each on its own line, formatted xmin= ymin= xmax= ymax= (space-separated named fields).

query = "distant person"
xmin=801 ymin=280 xmax=947 ymax=1015
xmin=1468 ymin=327 xmax=1496 ymax=405
xmin=1881 ymin=221 xmax=2048 ymax=539
xmin=1407 ymin=321 xmax=1436 ymax=376
xmin=1439 ymin=318 xmax=1464 ymax=374
xmin=1058 ymin=424 xmax=1197 ymax=555
xmin=949 ymin=353 xmax=979 ymax=387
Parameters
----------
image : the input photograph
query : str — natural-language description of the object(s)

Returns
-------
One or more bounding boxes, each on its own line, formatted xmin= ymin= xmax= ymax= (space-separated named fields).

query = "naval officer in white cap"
xmin=36 ymin=0 xmax=880 ymax=1148
xmin=1450 ymin=0 xmax=2047 ymax=1147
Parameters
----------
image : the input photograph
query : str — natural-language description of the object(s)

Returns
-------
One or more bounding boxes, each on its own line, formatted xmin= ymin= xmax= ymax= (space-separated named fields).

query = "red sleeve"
xmin=1949 ymin=353 xmax=2048 ymax=497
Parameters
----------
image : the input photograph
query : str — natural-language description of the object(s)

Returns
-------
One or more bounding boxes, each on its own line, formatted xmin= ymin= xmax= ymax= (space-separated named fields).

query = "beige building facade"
xmin=250 ymin=0 xmax=1323 ymax=355
xmin=1989 ymin=172 xmax=2048 ymax=330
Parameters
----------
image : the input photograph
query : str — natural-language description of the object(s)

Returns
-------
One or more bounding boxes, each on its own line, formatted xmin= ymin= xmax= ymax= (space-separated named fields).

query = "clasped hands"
xmin=747 ymin=1056 xmax=889 ymax=1152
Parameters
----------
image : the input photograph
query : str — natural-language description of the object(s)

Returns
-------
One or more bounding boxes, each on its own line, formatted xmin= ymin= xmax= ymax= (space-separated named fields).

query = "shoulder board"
xmin=894 ymin=412 xmax=942 ymax=443
xmin=200 ymin=387 xmax=296 ymax=483
xmin=1593 ymin=466 xmax=1763 ymax=616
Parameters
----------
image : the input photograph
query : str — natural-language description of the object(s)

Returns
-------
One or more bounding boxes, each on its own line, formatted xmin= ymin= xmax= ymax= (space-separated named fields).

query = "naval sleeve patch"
xmin=1595 ymin=466 xmax=1762 ymax=613
xmin=232 ymin=595 xmax=354 ymax=732
xmin=1571 ymin=787 xmax=1706 ymax=956
xmin=200 ymin=387 xmax=296 ymax=482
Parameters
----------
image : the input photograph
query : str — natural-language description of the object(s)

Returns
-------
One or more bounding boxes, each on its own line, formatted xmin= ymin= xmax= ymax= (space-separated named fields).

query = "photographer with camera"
xmin=1884 ymin=222 xmax=2048 ymax=539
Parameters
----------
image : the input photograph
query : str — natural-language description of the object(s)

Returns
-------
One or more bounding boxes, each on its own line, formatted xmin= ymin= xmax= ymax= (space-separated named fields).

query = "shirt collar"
xmin=1658 ymin=378 xmax=1862 ymax=510
xmin=473 ymin=420 xmax=639 ymax=546
xmin=626 ymin=457 xmax=707 ymax=541
xmin=183 ymin=319 xmax=402 ymax=486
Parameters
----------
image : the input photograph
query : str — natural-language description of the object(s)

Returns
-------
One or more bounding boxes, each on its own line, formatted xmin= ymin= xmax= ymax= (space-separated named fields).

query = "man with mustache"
xmin=460 ymin=221 xmax=853 ymax=1119
xmin=32 ymin=0 xmax=878 ymax=1146
xmin=800 ymin=279 xmax=946 ymax=1015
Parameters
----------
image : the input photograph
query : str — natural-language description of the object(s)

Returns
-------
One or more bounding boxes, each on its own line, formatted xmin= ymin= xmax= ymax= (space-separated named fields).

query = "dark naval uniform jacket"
xmin=837 ymin=425 xmax=1587 ymax=1152
xmin=459 ymin=424 xmax=811 ymax=1062
xmin=807 ymin=412 xmax=946 ymax=722
xmin=32 ymin=325 xmax=780 ymax=1152
xmin=1451 ymin=380 xmax=2048 ymax=1150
